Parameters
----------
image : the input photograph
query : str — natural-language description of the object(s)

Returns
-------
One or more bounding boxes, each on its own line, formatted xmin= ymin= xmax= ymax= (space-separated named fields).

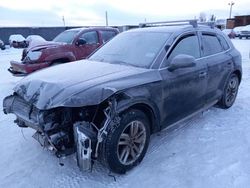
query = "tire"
xmin=51 ymin=60 xmax=69 ymax=66
xmin=51 ymin=61 xmax=60 ymax=66
xmin=100 ymin=109 xmax=151 ymax=174
xmin=239 ymin=36 xmax=242 ymax=39
xmin=218 ymin=73 xmax=239 ymax=109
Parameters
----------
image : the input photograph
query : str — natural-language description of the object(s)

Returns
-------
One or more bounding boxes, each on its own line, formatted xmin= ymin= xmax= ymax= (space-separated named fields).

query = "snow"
xmin=0 ymin=40 xmax=250 ymax=188
xmin=26 ymin=35 xmax=46 ymax=43
xmin=8 ymin=34 xmax=25 ymax=42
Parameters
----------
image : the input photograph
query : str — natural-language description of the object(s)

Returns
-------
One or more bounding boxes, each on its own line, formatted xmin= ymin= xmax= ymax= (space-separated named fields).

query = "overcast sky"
xmin=0 ymin=0 xmax=250 ymax=26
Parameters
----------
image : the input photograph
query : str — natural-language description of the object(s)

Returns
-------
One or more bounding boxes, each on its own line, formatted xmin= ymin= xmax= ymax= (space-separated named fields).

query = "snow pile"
xmin=0 ymin=39 xmax=250 ymax=188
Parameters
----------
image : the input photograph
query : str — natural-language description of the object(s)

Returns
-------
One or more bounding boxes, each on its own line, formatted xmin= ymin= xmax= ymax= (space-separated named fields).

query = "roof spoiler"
xmin=139 ymin=19 xmax=215 ymax=29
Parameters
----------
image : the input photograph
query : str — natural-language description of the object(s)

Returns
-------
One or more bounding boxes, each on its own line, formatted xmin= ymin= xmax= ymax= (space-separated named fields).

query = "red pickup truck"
xmin=8 ymin=27 xmax=119 ymax=75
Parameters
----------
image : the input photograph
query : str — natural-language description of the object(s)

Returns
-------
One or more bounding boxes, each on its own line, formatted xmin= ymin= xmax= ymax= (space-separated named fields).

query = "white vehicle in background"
xmin=239 ymin=25 xmax=250 ymax=39
xmin=233 ymin=26 xmax=244 ymax=37
xmin=25 ymin=35 xmax=46 ymax=47
xmin=0 ymin=39 xmax=5 ymax=50
xmin=9 ymin=34 xmax=26 ymax=48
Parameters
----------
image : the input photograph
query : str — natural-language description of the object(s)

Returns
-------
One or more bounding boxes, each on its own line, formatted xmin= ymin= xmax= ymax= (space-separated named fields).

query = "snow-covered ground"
xmin=0 ymin=39 xmax=249 ymax=188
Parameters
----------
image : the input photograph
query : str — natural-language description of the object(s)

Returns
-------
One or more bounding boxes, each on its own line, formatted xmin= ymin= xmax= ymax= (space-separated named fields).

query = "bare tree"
xmin=199 ymin=12 xmax=207 ymax=22
xmin=210 ymin=14 xmax=216 ymax=22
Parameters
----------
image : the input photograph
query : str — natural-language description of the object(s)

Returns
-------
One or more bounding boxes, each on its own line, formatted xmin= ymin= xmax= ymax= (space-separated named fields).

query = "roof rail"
xmin=139 ymin=19 xmax=198 ymax=28
xmin=139 ymin=19 xmax=216 ymax=29
xmin=197 ymin=21 xmax=215 ymax=28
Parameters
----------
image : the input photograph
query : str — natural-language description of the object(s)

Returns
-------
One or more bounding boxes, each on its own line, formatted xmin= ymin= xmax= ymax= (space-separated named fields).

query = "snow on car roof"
xmin=9 ymin=34 xmax=25 ymax=42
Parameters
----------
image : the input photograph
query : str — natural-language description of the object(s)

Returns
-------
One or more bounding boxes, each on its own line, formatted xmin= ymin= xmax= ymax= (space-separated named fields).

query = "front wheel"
xmin=218 ymin=73 xmax=239 ymax=109
xmin=100 ymin=109 xmax=150 ymax=174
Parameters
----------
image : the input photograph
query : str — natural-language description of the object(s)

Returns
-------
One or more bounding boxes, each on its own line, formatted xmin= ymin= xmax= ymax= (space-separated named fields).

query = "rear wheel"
xmin=100 ymin=109 xmax=150 ymax=174
xmin=218 ymin=73 xmax=239 ymax=109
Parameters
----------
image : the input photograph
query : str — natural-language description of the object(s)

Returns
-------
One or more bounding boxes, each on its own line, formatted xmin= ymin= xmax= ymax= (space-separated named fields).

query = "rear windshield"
xmin=89 ymin=31 xmax=170 ymax=68
xmin=53 ymin=30 xmax=79 ymax=44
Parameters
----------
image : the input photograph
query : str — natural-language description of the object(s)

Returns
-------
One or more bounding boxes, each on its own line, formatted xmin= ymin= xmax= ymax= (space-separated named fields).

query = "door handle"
xmin=199 ymin=71 xmax=207 ymax=78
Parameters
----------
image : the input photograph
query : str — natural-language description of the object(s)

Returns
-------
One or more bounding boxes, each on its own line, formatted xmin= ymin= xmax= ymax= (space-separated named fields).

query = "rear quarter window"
xmin=217 ymin=34 xmax=230 ymax=50
xmin=202 ymin=33 xmax=223 ymax=56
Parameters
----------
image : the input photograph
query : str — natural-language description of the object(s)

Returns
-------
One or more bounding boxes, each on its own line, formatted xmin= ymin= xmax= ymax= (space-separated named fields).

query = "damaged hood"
xmin=14 ymin=60 xmax=162 ymax=110
xmin=27 ymin=41 xmax=64 ymax=52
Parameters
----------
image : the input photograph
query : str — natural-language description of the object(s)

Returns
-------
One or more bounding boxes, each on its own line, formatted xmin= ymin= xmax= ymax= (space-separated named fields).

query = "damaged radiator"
xmin=3 ymin=95 xmax=41 ymax=130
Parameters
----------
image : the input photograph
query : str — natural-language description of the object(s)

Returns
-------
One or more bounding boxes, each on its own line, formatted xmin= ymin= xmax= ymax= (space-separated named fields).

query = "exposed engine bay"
xmin=3 ymin=94 xmax=120 ymax=171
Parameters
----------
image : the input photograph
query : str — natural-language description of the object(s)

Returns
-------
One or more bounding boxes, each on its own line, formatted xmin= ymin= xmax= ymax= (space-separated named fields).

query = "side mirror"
xmin=168 ymin=54 xmax=196 ymax=72
xmin=76 ymin=38 xmax=87 ymax=46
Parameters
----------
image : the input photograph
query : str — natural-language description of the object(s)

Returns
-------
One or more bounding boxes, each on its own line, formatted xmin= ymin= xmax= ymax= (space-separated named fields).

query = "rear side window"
xmin=217 ymin=34 xmax=230 ymax=50
xmin=100 ymin=30 xmax=117 ymax=43
xmin=202 ymin=34 xmax=223 ymax=56
xmin=168 ymin=34 xmax=200 ymax=61
xmin=79 ymin=31 xmax=98 ymax=44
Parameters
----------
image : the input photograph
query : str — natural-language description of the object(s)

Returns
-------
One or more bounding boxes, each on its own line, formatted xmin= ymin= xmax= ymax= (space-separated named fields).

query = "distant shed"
xmin=226 ymin=15 xmax=250 ymax=29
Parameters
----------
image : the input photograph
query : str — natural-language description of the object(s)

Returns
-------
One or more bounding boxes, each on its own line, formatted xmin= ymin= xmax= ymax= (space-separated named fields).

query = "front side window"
xmin=53 ymin=30 xmax=79 ymax=44
xmin=168 ymin=34 xmax=201 ymax=61
xmin=202 ymin=33 xmax=223 ymax=56
xmin=79 ymin=31 xmax=98 ymax=45
xmin=100 ymin=30 xmax=116 ymax=43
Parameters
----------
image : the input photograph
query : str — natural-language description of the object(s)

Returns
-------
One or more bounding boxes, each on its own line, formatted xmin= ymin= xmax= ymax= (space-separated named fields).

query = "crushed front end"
xmin=8 ymin=49 xmax=45 ymax=76
xmin=3 ymin=93 xmax=119 ymax=171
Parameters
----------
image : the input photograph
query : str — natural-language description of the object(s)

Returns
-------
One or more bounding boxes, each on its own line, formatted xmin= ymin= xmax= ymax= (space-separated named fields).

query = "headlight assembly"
xmin=25 ymin=51 xmax=42 ymax=61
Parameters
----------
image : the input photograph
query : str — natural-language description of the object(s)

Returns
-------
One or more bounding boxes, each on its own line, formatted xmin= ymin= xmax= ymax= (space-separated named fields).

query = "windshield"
xmin=89 ymin=31 xmax=170 ymax=68
xmin=53 ymin=30 xmax=79 ymax=44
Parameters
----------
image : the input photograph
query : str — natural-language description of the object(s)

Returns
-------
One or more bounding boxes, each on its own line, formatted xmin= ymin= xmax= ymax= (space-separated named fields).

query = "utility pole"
xmin=228 ymin=1 xmax=235 ymax=19
xmin=62 ymin=16 xmax=65 ymax=27
xmin=105 ymin=11 xmax=108 ymax=26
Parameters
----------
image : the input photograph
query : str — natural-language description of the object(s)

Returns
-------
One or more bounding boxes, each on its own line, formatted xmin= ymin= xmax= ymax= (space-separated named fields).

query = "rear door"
xmin=160 ymin=32 xmax=208 ymax=127
xmin=99 ymin=30 xmax=117 ymax=44
xmin=200 ymin=32 xmax=233 ymax=104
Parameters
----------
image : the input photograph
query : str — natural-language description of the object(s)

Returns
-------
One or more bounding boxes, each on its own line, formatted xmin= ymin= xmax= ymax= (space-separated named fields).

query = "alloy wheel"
xmin=117 ymin=120 xmax=147 ymax=165
xmin=225 ymin=76 xmax=238 ymax=106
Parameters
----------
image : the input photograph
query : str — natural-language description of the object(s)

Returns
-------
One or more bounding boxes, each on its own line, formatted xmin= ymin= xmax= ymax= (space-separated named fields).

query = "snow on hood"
xmin=27 ymin=41 xmax=64 ymax=52
xmin=14 ymin=60 xmax=162 ymax=110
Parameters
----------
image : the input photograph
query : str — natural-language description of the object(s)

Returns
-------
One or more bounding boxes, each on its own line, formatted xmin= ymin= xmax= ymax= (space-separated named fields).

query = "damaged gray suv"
xmin=3 ymin=20 xmax=242 ymax=174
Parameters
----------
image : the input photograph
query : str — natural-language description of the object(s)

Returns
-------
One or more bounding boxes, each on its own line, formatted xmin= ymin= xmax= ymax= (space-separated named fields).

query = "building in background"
xmin=226 ymin=15 xmax=250 ymax=29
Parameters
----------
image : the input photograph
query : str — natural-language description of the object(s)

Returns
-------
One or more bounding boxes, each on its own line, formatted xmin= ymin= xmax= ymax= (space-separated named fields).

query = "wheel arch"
xmin=116 ymin=100 xmax=161 ymax=134
xmin=233 ymin=69 xmax=242 ymax=84
xmin=51 ymin=57 xmax=71 ymax=64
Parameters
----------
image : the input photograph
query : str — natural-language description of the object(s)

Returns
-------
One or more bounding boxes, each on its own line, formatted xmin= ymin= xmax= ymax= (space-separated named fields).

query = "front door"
xmin=160 ymin=33 xmax=208 ymax=127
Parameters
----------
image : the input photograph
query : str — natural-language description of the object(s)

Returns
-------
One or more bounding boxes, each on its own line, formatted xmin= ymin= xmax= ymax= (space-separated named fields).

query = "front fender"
xmin=44 ymin=51 xmax=76 ymax=62
xmin=115 ymin=88 xmax=162 ymax=133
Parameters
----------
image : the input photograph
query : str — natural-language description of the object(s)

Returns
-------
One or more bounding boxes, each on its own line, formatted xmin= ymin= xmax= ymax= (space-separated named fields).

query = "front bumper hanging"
xmin=74 ymin=122 xmax=97 ymax=171
xmin=73 ymin=98 xmax=120 ymax=171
